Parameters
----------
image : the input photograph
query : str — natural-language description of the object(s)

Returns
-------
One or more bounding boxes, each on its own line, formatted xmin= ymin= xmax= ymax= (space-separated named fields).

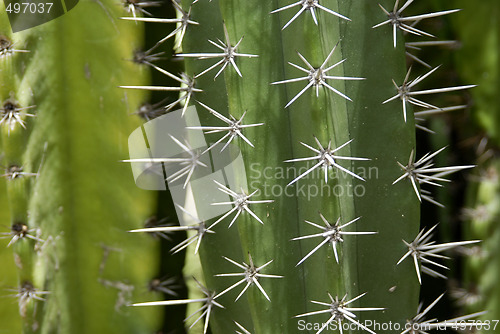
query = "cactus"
xmin=121 ymin=0 xmax=483 ymax=333
xmin=450 ymin=0 xmax=500 ymax=331
xmin=0 ymin=157 xmax=23 ymax=332
xmin=460 ymin=162 xmax=500 ymax=333
xmin=172 ymin=1 xmax=420 ymax=333
xmin=1 ymin=0 xmax=489 ymax=333
xmin=0 ymin=0 xmax=160 ymax=333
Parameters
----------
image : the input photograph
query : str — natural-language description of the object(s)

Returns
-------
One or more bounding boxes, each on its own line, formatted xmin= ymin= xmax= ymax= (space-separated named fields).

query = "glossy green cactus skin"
xmin=178 ymin=0 xmax=420 ymax=333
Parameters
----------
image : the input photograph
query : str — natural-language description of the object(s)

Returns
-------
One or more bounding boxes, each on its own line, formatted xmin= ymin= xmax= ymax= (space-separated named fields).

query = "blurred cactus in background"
xmin=1 ymin=0 xmax=160 ymax=333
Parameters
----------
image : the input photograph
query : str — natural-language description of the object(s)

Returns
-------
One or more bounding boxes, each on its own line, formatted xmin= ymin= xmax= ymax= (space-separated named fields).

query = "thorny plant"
xmin=110 ymin=0 xmax=487 ymax=333
xmin=131 ymin=47 xmax=165 ymax=65
xmin=414 ymin=105 xmax=467 ymax=134
xmin=292 ymin=214 xmax=376 ymax=266
xmin=295 ymin=293 xmax=385 ymax=334
xmin=121 ymin=0 xmax=198 ymax=50
xmin=131 ymin=98 xmax=170 ymax=120
xmin=449 ymin=284 xmax=483 ymax=308
xmin=397 ymin=225 xmax=480 ymax=284
xmin=382 ymin=66 xmax=475 ymax=122
xmin=7 ymin=281 xmax=50 ymax=317
xmin=272 ymin=43 xmax=365 ymax=107
xmin=405 ymin=40 xmax=459 ymax=69
xmin=234 ymin=321 xmax=252 ymax=334
xmin=0 ymin=223 xmax=44 ymax=247
xmin=129 ymin=204 xmax=214 ymax=255
xmin=209 ymin=180 xmax=273 ymax=229
xmin=177 ymin=23 xmax=258 ymax=79
xmin=0 ymin=35 xmax=29 ymax=58
xmin=393 ymin=147 xmax=475 ymax=204
xmin=123 ymin=134 xmax=208 ymax=188
xmin=142 ymin=216 xmax=175 ymax=241
xmin=148 ymin=276 xmax=181 ymax=296
xmin=188 ymin=101 xmax=264 ymax=153
xmin=0 ymin=100 xmax=36 ymax=134
xmin=120 ymin=64 xmax=202 ymax=117
xmin=215 ymin=254 xmax=283 ymax=302
xmin=133 ymin=278 xmax=223 ymax=334
xmin=285 ymin=137 xmax=369 ymax=186
xmin=270 ymin=0 xmax=351 ymax=30
xmin=122 ymin=0 xmax=162 ymax=19
xmin=372 ymin=0 xmax=460 ymax=48
xmin=1 ymin=165 xmax=38 ymax=179
xmin=400 ymin=293 xmax=487 ymax=334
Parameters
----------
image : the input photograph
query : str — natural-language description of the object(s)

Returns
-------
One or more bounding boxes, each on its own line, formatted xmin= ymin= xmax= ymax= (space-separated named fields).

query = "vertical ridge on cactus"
xmin=180 ymin=0 xmax=422 ymax=332
xmin=0 ymin=152 xmax=22 ymax=331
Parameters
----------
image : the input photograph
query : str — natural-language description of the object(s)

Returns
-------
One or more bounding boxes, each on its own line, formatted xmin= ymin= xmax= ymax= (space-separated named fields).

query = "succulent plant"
xmin=1 ymin=0 xmax=495 ymax=333
xmin=1 ymin=0 xmax=159 ymax=333
xmin=449 ymin=0 xmax=500 ymax=331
